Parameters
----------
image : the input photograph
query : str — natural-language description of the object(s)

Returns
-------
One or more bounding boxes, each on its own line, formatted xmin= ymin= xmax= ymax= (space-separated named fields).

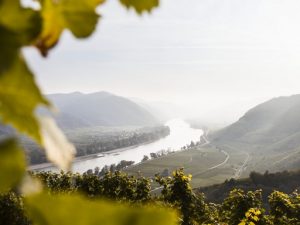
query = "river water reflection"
xmin=70 ymin=119 xmax=203 ymax=173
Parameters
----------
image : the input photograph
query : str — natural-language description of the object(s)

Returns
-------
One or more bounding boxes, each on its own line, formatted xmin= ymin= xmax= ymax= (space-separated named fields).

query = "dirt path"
xmin=233 ymin=151 xmax=250 ymax=179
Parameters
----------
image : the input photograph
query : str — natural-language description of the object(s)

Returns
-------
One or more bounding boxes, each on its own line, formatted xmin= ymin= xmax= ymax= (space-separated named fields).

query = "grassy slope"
xmin=125 ymin=145 xmax=248 ymax=188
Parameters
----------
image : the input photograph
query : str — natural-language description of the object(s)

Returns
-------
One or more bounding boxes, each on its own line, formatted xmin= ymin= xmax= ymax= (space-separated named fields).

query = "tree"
xmin=221 ymin=189 xmax=264 ymax=225
xmin=269 ymin=190 xmax=300 ymax=224
xmin=156 ymin=168 xmax=210 ymax=225
xmin=190 ymin=141 xmax=195 ymax=147
xmin=150 ymin=152 xmax=158 ymax=159
xmin=0 ymin=192 xmax=29 ymax=225
xmin=142 ymin=155 xmax=149 ymax=162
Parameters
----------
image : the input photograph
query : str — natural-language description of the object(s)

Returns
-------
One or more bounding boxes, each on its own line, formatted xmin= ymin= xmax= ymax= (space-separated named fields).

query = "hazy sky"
xmin=24 ymin=0 xmax=300 ymax=123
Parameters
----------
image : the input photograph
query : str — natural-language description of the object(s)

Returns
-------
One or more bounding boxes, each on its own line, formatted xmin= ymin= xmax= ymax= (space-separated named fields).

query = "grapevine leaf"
xmin=36 ymin=0 xmax=105 ymax=56
xmin=0 ymin=0 xmax=42 ymax=45
xmin=38 ymin=116 xmax=76 ymax=171
xmin=0 ymin=0 xmax=42 ymax=73
xmin=0 ymin=0 xmax=47 ymax=142
xmin=0 ymin=138 xmax=26 ymax=193
xmin=119 ymin=0 xmax=159 ymax=14
xmin=0 ymin=55 xmax=48 ymax=143
xmin=25 ymin=192 xmax=178 ymax=225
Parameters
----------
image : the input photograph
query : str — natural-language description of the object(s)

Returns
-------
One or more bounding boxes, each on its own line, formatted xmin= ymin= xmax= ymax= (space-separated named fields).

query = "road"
xmin=192 ymin=130 xmax=230 ymax=176
xmin=192 ymin=149 xmax=229 ymax=177
xmin=233 ymin=151 xmax=250 ymax=179
xmin=150 ymin=130 xmax=230 ymax=193
xmin=273 ymin=150 xmax=299 ymax=166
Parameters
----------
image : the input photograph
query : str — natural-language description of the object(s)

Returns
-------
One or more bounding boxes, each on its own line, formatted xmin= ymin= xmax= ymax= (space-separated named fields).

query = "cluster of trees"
xmin=76 ymin=126 xmax=170 ymax=157
xmin=85 ymin=149 xmax=177 ymax=176
xmin=27 ymin=126 xmax=170 ymax=165
xmin=2 ymin=168 xmax=300 ymax=225
xmin=141 ymin=149 xmax=176 ymax=162
xmin=141 ymin=140 xmax=201 ymax=163
xmin=181 ymin=141 xmax=198 ymax=150
xmin=85 ymin=160 xmax=135 ymax=176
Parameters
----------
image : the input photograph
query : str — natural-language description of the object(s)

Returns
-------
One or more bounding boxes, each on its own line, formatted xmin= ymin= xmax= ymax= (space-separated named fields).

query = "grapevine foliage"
xmin=0 ymin=1 xmax=170 ymax=225
xmin=3 ymin=169 xmax=300 ymax=225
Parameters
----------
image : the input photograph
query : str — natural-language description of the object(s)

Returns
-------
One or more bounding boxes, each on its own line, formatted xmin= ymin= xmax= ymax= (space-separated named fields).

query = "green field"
xmin=215 ymin=142 xmax=300 ymax=177
xmin=125 ymin=145 xmax=248 ymax=188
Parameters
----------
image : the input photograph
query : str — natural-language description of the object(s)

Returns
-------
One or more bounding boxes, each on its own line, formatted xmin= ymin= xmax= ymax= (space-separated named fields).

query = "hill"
xmin=212 ymin=94 xmax=300 ymax=147
xmin=211 ymin=94 xmax=300 ymax=173
xmin=46 ymin=92 xmax=159 ymax=129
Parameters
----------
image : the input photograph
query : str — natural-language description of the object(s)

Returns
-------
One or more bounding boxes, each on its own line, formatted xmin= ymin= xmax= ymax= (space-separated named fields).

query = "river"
xmin=39 ymin=119 xmax=203 ymax=173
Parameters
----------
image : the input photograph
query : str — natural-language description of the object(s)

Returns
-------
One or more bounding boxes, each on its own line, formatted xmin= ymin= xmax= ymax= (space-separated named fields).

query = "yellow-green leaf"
xmin=0 ymin=0 xmax=47 ymax=142
xmin=0 ymin=0 xmax=42 ymax=45
xmin=36 ymin=0 xmax=105 ymax=56
xmin=0 ymin=0 xmax=42 ymax=73
xmin=38 ymin=116 xmax=76 ymax=171
xmin=25 ymin=192 xmax=178 ymax=225
xmin=0 ymin=138 xmax=26 ymax=193
xmin=0 ymin=54 xmax=48 ymax=142
xmin=119 ymin=0 xmax=159 ymax=14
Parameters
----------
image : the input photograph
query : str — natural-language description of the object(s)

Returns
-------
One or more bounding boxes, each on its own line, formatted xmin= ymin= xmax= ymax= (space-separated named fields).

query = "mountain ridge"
xmin=212 ymin=94 xmax=300 ymax=148
xmin=210 ymin=94 xmax=300 ymax=173
xmin=44 ymin=91 xmax=159 ymax=130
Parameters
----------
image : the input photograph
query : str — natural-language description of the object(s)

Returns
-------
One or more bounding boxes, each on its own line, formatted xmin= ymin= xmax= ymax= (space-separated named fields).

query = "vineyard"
xmin=1 ymin=169 xmax=300 ymax=225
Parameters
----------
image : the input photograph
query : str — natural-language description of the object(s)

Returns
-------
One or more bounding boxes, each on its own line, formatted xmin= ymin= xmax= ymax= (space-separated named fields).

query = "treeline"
xmin=26 ymin=126 xmax=170 ymax=165
xmin=84 ymin=136 xmax=200 ymax=176
xmin=85 ymin=149 xmax=177 ymax=176
xmin=85 ymin=160 xmax=135 ymax=176
xmin=199 ymin=170 xmax=300 ymax=206
xmin=76 ymin=126 xmax=170 ymax=156
xmin=2 ymin=169 xmax=300 ymax=225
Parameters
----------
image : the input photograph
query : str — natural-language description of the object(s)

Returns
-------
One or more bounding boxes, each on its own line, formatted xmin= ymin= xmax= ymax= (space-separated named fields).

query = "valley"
xmin=126 ymin=137 xmax=249 ymax=188
xmin=25 ymin=93 xmax=300 ymax=188
xmin=126 ymin=95 xmax=300 ymax=188
xmin=3 ymin=2 xmax=300 ymax=224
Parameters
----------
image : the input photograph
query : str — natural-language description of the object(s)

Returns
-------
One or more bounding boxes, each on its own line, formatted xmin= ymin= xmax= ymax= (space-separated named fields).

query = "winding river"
xmin=40 ymin=119 xmax=203 ymax=173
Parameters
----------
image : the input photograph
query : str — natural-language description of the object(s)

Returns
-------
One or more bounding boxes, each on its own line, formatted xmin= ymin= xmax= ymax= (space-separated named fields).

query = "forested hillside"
xmin=212 ymin=94 xmax=300 ymax=150
xmin=210 ymin=94 xmax=300 ymax=173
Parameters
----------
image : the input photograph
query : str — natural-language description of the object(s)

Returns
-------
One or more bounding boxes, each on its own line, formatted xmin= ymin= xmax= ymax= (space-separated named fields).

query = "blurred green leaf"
xmin=0 ymin=0 xmax=42 ymax=73
xmin=0 ymin=139 xmax=26 ymax=193
xmin=38 ymin=116 xmax=76 ymax=171
xmin=119 ymin=0 xmax=159 ymax=14
xmin=36 ymin=0 xmax=105 ymax=56
xmin=0 ymin=0 xmax=42 ymax=44
xmin=26 ymin=192 xmax=178 ymax=225
xmin=0 ymin=55 xmax=48 ymax=142
xmin=0 ymin=0 xmax=47 ymax=142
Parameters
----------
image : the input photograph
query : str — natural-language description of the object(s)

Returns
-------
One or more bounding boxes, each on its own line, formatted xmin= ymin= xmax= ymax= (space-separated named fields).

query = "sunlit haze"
xmin=24 ymin=0 xmax=300 ymax=125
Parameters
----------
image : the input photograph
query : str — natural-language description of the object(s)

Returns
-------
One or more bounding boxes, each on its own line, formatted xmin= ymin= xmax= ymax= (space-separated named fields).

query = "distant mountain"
xmin=212 ymin=94 xmax=300 ymax=149
xmin=45 ymin=92 xmax=159 ymax=130
xmin=211 ymin=94 xmax=300 ymax=173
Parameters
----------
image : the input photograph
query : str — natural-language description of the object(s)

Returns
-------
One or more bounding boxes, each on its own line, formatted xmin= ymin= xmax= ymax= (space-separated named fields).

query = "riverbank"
xmin=31 ymin=119 xmax=203 ymax=173
xmin=28 ymin=139 xmax=165 ymax=171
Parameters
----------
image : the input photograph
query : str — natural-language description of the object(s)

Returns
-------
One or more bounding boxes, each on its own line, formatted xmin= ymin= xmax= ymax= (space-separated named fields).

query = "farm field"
xmin=125 ymin=145 xmax=248 ymax=188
